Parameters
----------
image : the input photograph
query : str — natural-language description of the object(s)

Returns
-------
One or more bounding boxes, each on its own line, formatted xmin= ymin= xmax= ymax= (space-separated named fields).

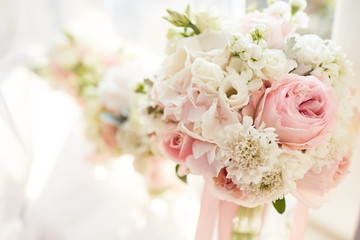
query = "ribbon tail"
xmin=218 ymin=200 xmax=239 ymax=240
xmin=289 ymin=201 xmax=309 ymax=240
xmin=195 ymin=186 xmax=221 ymax=240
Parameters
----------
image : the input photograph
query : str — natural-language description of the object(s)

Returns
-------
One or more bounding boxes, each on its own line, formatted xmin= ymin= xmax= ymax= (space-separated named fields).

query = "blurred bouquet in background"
xmin=31 ymin=23 xmax=180 ymax=194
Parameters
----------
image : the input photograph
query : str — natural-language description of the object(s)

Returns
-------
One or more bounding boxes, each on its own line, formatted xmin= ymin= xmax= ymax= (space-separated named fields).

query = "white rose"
xmin=191 ymin=57 xmax=224 ymax=93
xmin=219 ymin=68 xmax=250 ymax=110
xmin=98 ymin=65 xmax=134 ymax=116
xmin=261 ymin=49 xmax=297 ymax=81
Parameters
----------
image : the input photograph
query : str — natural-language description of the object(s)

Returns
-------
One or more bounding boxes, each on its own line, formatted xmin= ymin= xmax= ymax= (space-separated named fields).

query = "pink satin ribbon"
xmin=195 ymin=187 xmax=309 ymax=240
xmin=195 ymin=186 xmax=221 ymax=240
xmin=289 ymin=201 xmax=309 ymax=240
xmin=218 ymin=200 xmax=239 ymax=240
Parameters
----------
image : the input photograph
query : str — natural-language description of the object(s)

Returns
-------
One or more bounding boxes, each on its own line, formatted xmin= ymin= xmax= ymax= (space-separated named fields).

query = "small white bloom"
xmin=265 ymin=1 xmax=291 ymax=21
xmin=191 ymin=57 xmax=225 ymax=93
xmin=291 ymin=11 xmax=309 ymax=28
xmin=261 ymin=49 xmax=297 ymax=81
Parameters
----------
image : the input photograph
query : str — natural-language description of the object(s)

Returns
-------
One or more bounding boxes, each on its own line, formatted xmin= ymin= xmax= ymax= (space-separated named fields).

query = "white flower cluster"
xmin=266 ymin=0 xmax=309 ymax=28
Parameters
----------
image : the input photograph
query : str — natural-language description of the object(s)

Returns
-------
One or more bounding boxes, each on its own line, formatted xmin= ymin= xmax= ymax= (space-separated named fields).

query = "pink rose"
xmin=241 ymin=12 xmax=295 ymax=49
xmin=292 ymin=156 xmax=350 ymax=209
xmin=255 ymin=74 xmax=338 ymax=149
xmin=159 ymin=125 xmax=194 ymax=164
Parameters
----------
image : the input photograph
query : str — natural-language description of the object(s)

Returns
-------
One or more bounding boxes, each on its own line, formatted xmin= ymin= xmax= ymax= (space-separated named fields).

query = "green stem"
xmin=188 ymin=22 xmax=200 ymax=35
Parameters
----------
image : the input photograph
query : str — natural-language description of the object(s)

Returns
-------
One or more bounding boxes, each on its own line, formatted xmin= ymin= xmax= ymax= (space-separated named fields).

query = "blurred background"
xmin=0 ymin=0 xmax=359 ymax=239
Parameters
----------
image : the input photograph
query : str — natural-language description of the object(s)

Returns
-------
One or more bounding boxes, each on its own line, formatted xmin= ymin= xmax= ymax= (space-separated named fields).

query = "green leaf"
xmin=272 ymin=197 xmax=286 ymax=214
xmin=175 ymin=164 xmax=187 ymax=184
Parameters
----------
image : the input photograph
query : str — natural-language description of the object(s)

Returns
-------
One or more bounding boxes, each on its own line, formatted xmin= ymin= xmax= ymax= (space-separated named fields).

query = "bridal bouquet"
xmin=144 ymin=0 xmax=354 ymax=216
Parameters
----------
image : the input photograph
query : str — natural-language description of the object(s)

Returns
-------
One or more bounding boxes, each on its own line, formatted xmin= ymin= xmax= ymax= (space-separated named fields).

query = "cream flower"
xmin=241 ymin=170 xmax=288 ymax=203
xmin=217 ymin=116 xmax=282 ymax=185
xmin=191 ymin=57 xmax=225 ymax=93
xmin=306 ymin=124 xmax=349 ymax=173
xmin=279 ymin=149 xmax=312 ymax=184
xmin=219 ymin=67 xmax=250 ymax=110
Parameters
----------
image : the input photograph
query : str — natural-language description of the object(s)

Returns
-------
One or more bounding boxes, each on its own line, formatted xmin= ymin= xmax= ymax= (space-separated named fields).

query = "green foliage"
xmin=175 ymin=164 xmax=187 ymax=183
xmin=272 ymin=197 xmax=286 ymax=214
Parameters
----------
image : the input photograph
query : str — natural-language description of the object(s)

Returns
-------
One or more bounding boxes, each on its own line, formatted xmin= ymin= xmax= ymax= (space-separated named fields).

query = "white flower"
xmin=219 ymin=67 xmax=250 ymax=110
xmin=227 ymin=57 xmax=263 ymax=92
xmin=242 ymin=170 xmax=289 ymax=203
xmin=306 ymin=124 xmax=349 ymax=173
xmin=265 ymin=1 xmax=291 ymax=21
xmin=294 ymin=34 xmax=324 ymax=64
xmin=193 ymin=5 xmax=222 ymax=33
xmin=279 ymin=150 xmax=312 ymax=184
xmin=261 ymin=49 xmax=297 ymax=81
xmin=217 ymin=116 xmax=282 ymax=185
xmin=98 ymin=65 xmax=135 ymax=116
xmin=291 ymin=11 xmax=309 ymax=28
xmin=191 ymin=57 xmax=225 ymax=93
xmin=244 ymin=44 xmax=266 ymax=70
